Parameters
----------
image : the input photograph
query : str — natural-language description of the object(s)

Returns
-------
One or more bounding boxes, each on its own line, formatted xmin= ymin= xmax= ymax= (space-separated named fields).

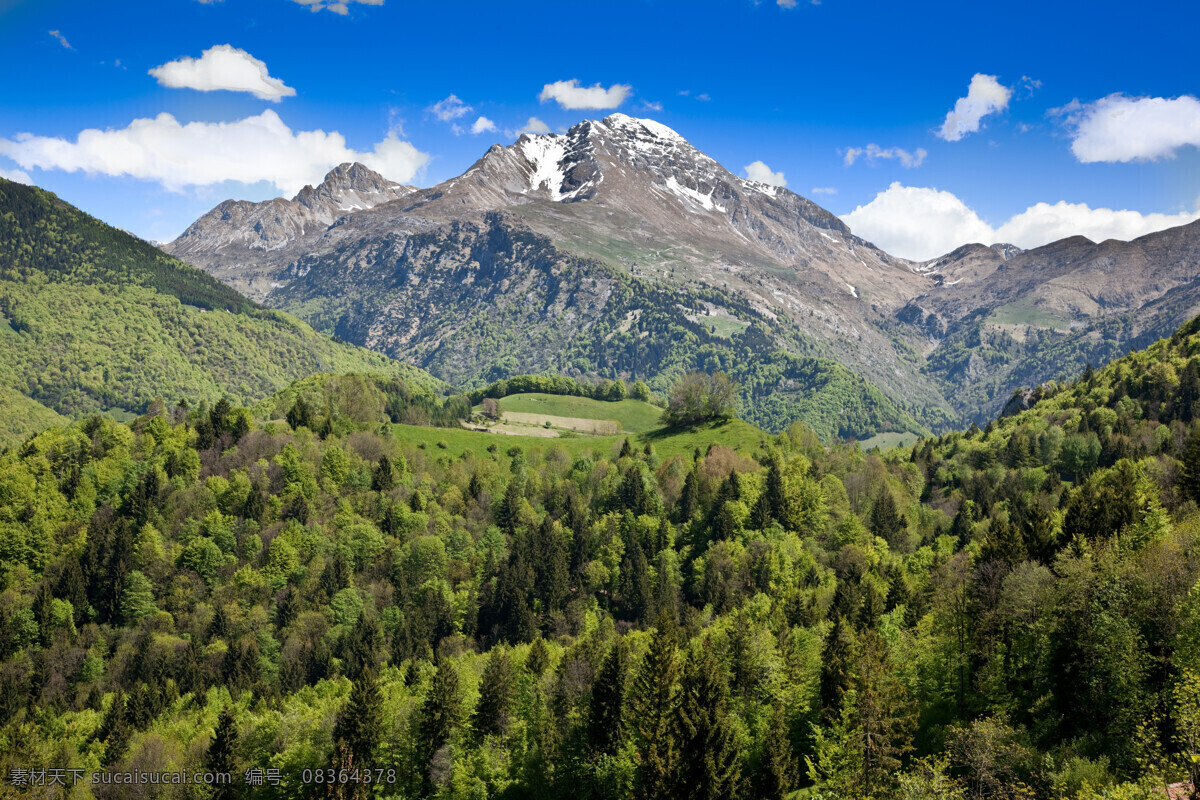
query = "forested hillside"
xmin=4 ymin=314 xmax=1200 ymax=799
xmin=0 ymin=179 xmax=443 ymax=446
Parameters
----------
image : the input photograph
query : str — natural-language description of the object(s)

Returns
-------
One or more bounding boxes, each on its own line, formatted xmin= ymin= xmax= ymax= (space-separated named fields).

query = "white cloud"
xmin=148 ymin=45 xmax=296 ymax=102
xmin=843 ymin=143 xmax=926 ymax=168
xmin=778 ymin=0 xmax=797 ymax=6
xmin=937 ymin=73 xmax=1012 ymax=141
xmin=641 ymin=100 xmax=663 ymax=112
xmin=1058 ymin=94 xmax=1200 ymax=163
xmin=0 ymin=166 xmax=32 ymax=185
xmin=48 ymin=30 xmax=72 ymax=49
xmin=0 ymin=109 xmax=429 ymax=197
xmin=428 ymin=94 xmax=471 ymax=123
xmin=539 ymin=79 xmax=631 ymax=110
xmin=811 ymin=186 xmax=836 ymax=195
xmin=470 ymin=116 xmax=497 ymax=135
xmin=509 ymin=117 xmax=551 ymax=137
xmin=995 ymin=201 xmax=1200 ymax=246
xmin=743 ymin=160 xmax=787 ymax=187
xmin=290 ymin=0 xmax=384 ymax=13
xmin=841 ymin=182 xmax=1200 ymax=260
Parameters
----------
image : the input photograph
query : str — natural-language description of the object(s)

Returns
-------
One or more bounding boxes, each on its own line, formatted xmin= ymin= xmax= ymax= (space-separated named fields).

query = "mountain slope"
xmin=0 ymin=178 xmax=442 ymax=443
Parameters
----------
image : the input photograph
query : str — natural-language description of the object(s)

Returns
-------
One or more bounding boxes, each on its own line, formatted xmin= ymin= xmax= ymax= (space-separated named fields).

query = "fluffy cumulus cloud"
xmin=539 ymin=80 xmax=631 ymax=110
xmin=843 ymin=143 xmax=926 ymax=168
xmin=0 ymin=166 xmax=32 ymax=185
xmin=510 ymin=117 xmax=551 ymax=137
xmin=149 ymin=45 xmax=296 ymax=102
xmin=1058 ymin=94 xmax=1200 ymax=163
xmin=470 ymin=116 xmax=497 ymax=135
xmin=937 ymin=73 xmax=1012 ymax=141
xmin=290 ymin=0 xmax=384 ymax=14
xmin=427 ymin=94 xmax=471 ymax=123
xmin=743 ymin=160 xmax=787 ymax=187
xmin=0 ymin=110 xmax=428 ymax=196
xmin=841 ymin=182 xmax=1200 ymax=260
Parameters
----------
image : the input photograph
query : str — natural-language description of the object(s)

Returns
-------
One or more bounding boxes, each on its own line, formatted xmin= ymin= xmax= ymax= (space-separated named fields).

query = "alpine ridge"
xmin=164 ymin=114 xmax=1200 ymax=435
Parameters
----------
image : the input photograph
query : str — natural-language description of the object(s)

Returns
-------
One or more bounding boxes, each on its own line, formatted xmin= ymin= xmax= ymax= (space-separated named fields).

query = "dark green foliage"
xmin=587 ymin=638 xmax=628 ymax=756
xmin=207 ymin=707 xmax=240 ymax=799
xmin=473 ymin=648 xmax=516 ymax=741
xmin=632 ymin=614 xmax=681 ymax=800
xmin=333 ymin=666 xmax=383 ymax=768
xmin=675 ymin=638 xmax=742 ymax=800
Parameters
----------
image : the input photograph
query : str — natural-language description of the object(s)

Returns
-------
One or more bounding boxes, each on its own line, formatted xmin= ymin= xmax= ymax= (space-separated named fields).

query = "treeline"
xmin=467 ymin=373 xmax=654 ymax=405
xmin=6 ymin=320 xmax=1200 ymax=798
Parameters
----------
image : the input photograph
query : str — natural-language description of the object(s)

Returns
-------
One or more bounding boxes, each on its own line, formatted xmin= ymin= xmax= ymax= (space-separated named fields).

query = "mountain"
xmin=165 ymin=114 xmax=1200 ymax=433
xmin=167 ymin=162 xmax=414 ymax=298
xmin=906 ymin=220 xmax=1200 ymax=419
xmin=0 ymin=177 xmax=441 ymax=446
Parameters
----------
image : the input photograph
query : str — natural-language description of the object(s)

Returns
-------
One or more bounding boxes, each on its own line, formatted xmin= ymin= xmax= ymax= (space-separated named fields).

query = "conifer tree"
xmin=757 ymin=700 xmax=797 ymax=800
xmin=526 ymin=637 xmax=551 ymax=678
xmin=473 ymin=648 xmax=516 ymax=741
xmin=869 ymin=488 xmax=905 ymax=550
xmin=1181 ymin=425 xmax=1200 ymax=505
xmin=333 ymin=666 xmax=383 ymax=768
xmin=617 ymin=532 xmax=653 ymax=625
xmin=287 ymin=396 xmax=313 ymax=431
xmin=372 ymin=456 xmax=396 ymax=492
xmin=675 ymin=638 xmax=742 ymax=800
xmin=417 ymin=657 xmax=462 ymax=792
xmin=207 ymin=706 xmax=240 ymax=799
xmin=587 ymin=638 xmax=628 ymax=756
xmin=632 ymin=612 xmax=681 ymax=800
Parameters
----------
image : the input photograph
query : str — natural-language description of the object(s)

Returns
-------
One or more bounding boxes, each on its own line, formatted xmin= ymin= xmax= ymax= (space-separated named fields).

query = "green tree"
xmin=333 ymin=666 xmax=383 ymax=768
xmin=207 ymin=706 xmax=240 ymax=800
xmin=417 ymin=657 xmax=462 ymax=791
xmin=675 ymin=638 xmax=742 ymax=800
xmin=473 ymin=648 xmax=516 ymax=741
xmin=632 ymin=613 xmax=681 ymax=800
xmin=588 ymin=638 xmax=629 ymax=757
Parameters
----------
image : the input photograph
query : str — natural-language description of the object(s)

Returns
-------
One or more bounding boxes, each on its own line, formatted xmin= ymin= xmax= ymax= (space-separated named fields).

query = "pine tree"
xmin=820 ymin=618 xmax=856 ymax=722
xmin=287 ymin=396 xmax=313 ymax=431
xmin=853 ymin=631 xmax=916 ymax=796
xmin=587 ymin=638 xmax=628 ymax=756
xmin=1181 ymin=425 xmax=1200 ymax=505
xmin=765 ymin=457 xmax=788 ymax=525
xmin=372 ymin=456 xmax=396 ymax=492
xmin=869 ymin=488 xmax=906 ymax=551
xmin=207 ymin=706 xmax=240 ymax=799
xmin=417 ymin=657 xmax=462 ymax=793
xmin=632 ymin=612 xmax=681 ymax=800
xmin=757 ymin=700 xmax=797 ymax=800
xmin=617 ymin=532 xmax=653 ymax=625
xmin=333 ymin=666 xmax=383 ymax=768
xmin=473 ymin=648 xmax=516 ymax=741
xmin=496 ymin=480 xmax=524 ymax=534
xmin=210 ymin=397 xmax=233 ymax=436
xmin=527 ymin=637 xmax=551 ymax=678
xmin=675 ymin=638 xmax=742 ymax=800
xmin=678 ymin=469 xmax=699 ymax=523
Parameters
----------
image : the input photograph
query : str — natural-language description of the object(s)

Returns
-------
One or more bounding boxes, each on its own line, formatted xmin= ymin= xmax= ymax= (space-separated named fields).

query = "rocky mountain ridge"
xmin=163 ymin=114 xmax=1200 ymax=432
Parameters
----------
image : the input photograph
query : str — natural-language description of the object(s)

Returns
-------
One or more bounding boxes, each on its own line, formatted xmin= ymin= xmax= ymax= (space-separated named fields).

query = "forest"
xmin=4 ymin=314 xmax=1200 ymax=800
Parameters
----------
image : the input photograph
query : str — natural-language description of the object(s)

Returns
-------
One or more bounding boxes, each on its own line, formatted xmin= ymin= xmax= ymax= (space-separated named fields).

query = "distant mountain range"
xmin=155 ymin=113 xmax=1200 ymax=434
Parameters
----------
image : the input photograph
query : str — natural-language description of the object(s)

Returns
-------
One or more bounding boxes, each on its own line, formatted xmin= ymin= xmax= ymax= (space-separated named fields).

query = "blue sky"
xmin=1 ymin=0 xmax=1198 ymax=259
